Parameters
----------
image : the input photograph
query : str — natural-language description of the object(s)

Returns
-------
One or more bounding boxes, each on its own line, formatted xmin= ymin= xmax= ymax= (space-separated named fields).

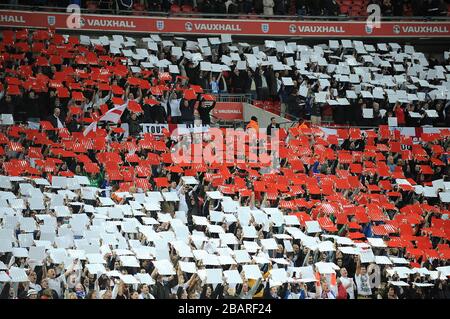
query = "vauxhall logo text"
xmin=292 ymin=25 xmax=345 ymax=33
xmin=0 ymin=15 xmax=25 ymax=23
xmin=189 ymin=23 xmax=241 ymax=31
xmin=81 ymin=18 xmax=136 ymax=28
xmin=398 ymin=25 xmax=448 ymax=33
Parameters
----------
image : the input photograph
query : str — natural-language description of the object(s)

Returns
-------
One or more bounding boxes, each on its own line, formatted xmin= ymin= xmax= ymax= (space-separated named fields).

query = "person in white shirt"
xmin=355 ymin=257 xmax=372 ymax=299
xmin=28 ymin=271 xmax=42 ymax=292
xmin=44 ymin=260 xmax=77 ymax=298
xmin=177 ymin=180 xmax=198 ymax=213
xmin=168 ymin=92 xmax=182 ymax=123
xmin=177 ymin=185 xmax=189 ymax=213
xmin=46 ymin=268 xmax=67 ymax=298
xmin=339 ymin=267 xmax=356 ymax=299
xmin=93 ymin=90 xmax=111 ymax=109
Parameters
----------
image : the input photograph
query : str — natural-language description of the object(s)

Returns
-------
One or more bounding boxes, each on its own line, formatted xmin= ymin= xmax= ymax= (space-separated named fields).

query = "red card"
xmin=127 ymin=100 xmax=143 ymax=113
xmin=183 ymin=88 xmax=197 ymax=100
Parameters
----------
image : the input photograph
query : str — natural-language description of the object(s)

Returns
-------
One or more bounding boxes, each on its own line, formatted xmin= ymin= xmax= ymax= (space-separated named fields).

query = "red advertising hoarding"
xmin=212 ymin=102 xmax=244 ymax=121
xmin=1 ymin=10 xmax=450 ymax=37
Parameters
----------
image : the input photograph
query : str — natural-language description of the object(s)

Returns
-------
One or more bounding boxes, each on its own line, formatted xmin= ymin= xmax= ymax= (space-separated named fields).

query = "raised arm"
xmin=355 ymin=256 xmax=361 ymax=276
xmin=248 ymin=277 xmax=262 ymax=297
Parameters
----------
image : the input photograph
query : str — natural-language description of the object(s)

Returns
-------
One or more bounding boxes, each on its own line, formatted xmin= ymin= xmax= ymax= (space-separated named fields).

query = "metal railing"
xmin=208 ymin=92 xmax=383 ymax=129
xmin=215 ymin=93 xmax=253 ymax=103
xmin=1 ymin=4 xmax=449 ymax=22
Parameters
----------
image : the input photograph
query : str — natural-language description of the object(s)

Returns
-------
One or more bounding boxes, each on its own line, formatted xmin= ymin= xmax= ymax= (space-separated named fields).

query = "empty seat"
xmin=181 ymin=5 xmax=193 ymax=13
xmin=170 ymin=4 xmax=181 ymax=13
xmin=340 ymin=5 xmax=350 ymax=14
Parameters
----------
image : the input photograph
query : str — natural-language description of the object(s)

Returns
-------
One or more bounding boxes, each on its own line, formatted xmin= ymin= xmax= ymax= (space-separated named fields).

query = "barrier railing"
xmin=214 ymin=93 xmax=253 ymax=103
xmin=0 ymin=4 xmax=449 ymax=22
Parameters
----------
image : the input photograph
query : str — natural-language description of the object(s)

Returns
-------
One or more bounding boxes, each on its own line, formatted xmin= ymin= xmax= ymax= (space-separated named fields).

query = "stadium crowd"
xmin=0 ymin=28 xmax=449 ymax=300
xmin=1 ymin=28 xmax=450 ymax=129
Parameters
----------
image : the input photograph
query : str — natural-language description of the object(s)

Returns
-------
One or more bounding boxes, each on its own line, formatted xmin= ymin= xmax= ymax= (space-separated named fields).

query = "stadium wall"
xmin=243 ymin=103 xmax=289 ymax=128
xmin=2 ymin=10 xmax=450 ymax=38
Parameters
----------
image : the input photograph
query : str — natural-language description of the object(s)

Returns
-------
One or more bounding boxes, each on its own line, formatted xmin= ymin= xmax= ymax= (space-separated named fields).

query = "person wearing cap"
xmin=27 ymin=289 xmax=38 ymax=299
xmin=263 ymin=280 xmax=281 ymax=299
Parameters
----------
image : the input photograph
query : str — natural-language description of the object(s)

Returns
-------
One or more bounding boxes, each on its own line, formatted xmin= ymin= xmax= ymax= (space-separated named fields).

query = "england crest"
xmin=393 ymin=25 xmax=400 ymax=34
xmin=156 ymin=20 xmax=164 ymax=31
xmin=289 ymin=24 xmax=297 ymax=33
xmin=261 ymin=23 xmax=269 ymax=33
xmin=185 ymin=22 xmax=193 ymax=32
xmin=47 ymin=15 xmax=56 ymax=26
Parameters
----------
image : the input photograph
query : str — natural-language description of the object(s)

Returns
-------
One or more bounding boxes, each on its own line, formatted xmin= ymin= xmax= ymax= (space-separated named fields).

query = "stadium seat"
xmin=181 ymin=5 xmax=193 ymax=13
xmin=170 ymin=4 xmax=181 ymax=13
xmin=132 ymin=2 xmax=146 ymax=15
xmin=86 ymin=1 xmax=98 ymax=12
xmin=340 ymin=5 xmax=349 ymax=14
